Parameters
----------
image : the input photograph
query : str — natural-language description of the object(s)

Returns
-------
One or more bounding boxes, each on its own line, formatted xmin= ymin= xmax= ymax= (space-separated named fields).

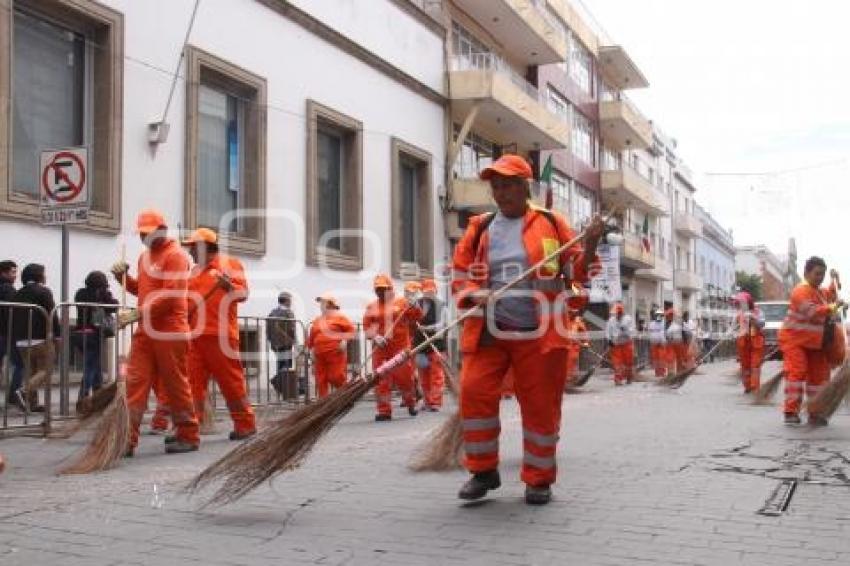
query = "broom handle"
xmin=414 ymin=322 xmax=458 ymax=384
xmin=356 ymin=301 xmax=417 ymax=375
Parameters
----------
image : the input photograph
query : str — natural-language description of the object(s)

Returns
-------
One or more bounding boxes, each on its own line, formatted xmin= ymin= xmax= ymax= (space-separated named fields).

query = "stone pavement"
xmin=2 ymin=359 xmax=850 ymax=565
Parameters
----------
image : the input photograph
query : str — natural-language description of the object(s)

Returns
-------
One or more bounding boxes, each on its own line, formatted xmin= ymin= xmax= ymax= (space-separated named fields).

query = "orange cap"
xmin=136 ymin=208 xmax=166 ymax=234
xmin=181 ymin=227 xmax=218 ymax=246
xmin=373 ymin=274 xmax=394 ymax=290
xmin=315 ymin=292 xmax=339 ymax=308
xmin=613 ymin=303 xmax=625 ymax=314
xmin=421 ymin=279 xmax=437 ymax=293
xmin=664 ymin=308 xmax=675 ymax=319
xmin=404 ymin=281 xmax=422 ymax=294
xmin=480 ymin=154 xmax=533 ymax=181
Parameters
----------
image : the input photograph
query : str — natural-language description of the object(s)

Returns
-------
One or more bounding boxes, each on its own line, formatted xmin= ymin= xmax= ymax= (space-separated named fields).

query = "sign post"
xmin=589 ymin=243 xmax=622 ymax=304
xmin=40 ymin=146 xmax=90 ymax=416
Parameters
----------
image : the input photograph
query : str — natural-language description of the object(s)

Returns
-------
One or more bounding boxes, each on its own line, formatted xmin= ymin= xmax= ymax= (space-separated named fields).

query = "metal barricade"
xmin=51 ymin=302 xmax=121 ymax=424
xmin=213 ymin=316 xmax=312 ymax=410
xmin=1 ymin=301 xmax=52 ymax=435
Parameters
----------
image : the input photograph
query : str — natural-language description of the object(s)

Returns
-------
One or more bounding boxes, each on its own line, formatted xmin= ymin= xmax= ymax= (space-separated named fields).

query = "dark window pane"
xmin=198 ymin=85 xmax=240 ymax=233
xmin=400 ymin=161 xmax=418 ymax=263
xmin=12 ymin=10 xmax=86 ymax=197
xmin=318 ymin=128 xmax=343 ymax=251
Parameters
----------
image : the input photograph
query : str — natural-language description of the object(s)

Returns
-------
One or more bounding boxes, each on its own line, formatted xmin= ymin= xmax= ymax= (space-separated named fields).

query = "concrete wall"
xmin=0 ymin=0 xmax=447 ymax=324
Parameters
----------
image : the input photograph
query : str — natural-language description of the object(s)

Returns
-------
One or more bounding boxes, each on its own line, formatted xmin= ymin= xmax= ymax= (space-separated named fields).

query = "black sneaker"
xmin=458 ymin=470 xmax=501 ymax=501
xmin=229 ymin=430 xmax=256 ymax=441
xmin=165 ymin=440 xmax=199 ymax=454
xmin=164 ymin=435 xmax=177 ymax=444
xmin=784 ymin=413 xmax=802 ymax=425
xmin=123 ymin=448 xmax=135 ymax=458
xmin=809 ymin=415 xmax=829 ymax=427
xmin=408 ymin=406 xmax=418 ymax=417
xmin=375 ymin=414 xmax=392 ymax=422
xmin=525 ymin=485 xmax=552 ymax=505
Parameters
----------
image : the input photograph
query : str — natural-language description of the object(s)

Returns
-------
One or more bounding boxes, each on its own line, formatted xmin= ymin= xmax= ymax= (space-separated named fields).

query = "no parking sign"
xmin=39 ymin=147 xmax=90 ymax=225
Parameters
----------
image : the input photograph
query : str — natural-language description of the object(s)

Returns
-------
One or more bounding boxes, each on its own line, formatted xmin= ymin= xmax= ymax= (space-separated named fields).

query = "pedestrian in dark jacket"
xmin=267 ymin=292 xmax=299 ymax=396
xmin=0 ymin=260 xmax=25 ymax=409
xmin=73 ymin=271 xmax=118 ymax=400
xmin=11 ymin=263 xmax=60 ymax=412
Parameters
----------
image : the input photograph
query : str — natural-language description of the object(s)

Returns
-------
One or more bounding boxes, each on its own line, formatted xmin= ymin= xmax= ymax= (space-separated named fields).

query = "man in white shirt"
xmin=647 ymin=310 xmax=668 ymax=378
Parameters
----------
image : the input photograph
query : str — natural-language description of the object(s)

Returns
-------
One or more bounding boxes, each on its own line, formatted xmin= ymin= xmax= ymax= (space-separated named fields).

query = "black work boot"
xmin=525 ymin=485 xmax=552 ymax=505
xmin=808 ymin=415 xmax=829 ymax=427
xmin=164 ymin=434 xmax=177 ymax=445
xmin=784 ymin=413 xmax=802 ymax=425
xmin=407 ymin=405 xmax=418 ymax=417
xmin=458 ymin=470 xmax=501 ymax=501
xmin=229 ymin=429 xmax=257 ymax=441
xmin=165 ymin=440 xmax=199 ymax=454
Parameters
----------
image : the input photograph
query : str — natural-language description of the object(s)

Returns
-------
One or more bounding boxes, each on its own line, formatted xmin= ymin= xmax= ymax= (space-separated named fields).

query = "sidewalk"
xmin=1 ymin=359 xmax=849 ymax=565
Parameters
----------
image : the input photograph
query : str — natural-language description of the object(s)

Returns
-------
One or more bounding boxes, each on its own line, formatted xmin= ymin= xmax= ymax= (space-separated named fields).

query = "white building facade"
xmin=0 ymin=0 xmax=448 ymax=324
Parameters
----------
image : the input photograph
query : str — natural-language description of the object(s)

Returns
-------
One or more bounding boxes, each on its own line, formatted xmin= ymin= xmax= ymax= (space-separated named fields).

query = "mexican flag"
xmin=541 ymin=155 xmax=553 ymax=210
xmin=641 ymin=215 xmax=651 ymax=253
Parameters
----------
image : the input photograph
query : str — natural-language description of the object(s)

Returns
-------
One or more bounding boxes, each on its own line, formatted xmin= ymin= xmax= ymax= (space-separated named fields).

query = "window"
xmin=571 ymin=110 xmax=595 ymax=165
xmin=392 ymin=139 xmax=433 ymax=277
xmin=547 ymin=87 xmax=570 ymax=122
xmin=569 ymin=36 xmax=594 ymax=96
xmin=551 ymin=171 xmax=569 ymax=214
xmin=600 ymin=145 xmax=620 ymax=171
xmin=452 ymin=21 xmax=493 ymax=69
xmin=185 ymin=46 xmax=266 ymax=254
xmin=453 ymin=126 xmax=496 ymax=179
xmin=571 ymin=183 xmax=594 ymax=228
xmin=1 ymin=0 xmax=123 ymax=230
xmin=306 ymin=100 xmax=363 ymax=270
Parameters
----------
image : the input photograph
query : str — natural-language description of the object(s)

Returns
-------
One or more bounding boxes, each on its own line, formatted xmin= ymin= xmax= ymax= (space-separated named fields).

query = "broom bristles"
xmin=186 ymin=374 xmax=376 ymax=507
xmin=751 ymin=371 xmax=784 ymax=405
xmin=662 ymin=367 xmax=698 ymax=389
xmin=58 ymin=382 xmax=129 ymax=475
xmin=408 ymin=411 xmax=463 ymax=472
xmin=807 ymin=363 xmax=850 ymax=419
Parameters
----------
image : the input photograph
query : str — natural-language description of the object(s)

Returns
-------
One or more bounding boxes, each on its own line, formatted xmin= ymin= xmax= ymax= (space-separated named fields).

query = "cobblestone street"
xmin=2 ymin=359 xmax=850 ymax=566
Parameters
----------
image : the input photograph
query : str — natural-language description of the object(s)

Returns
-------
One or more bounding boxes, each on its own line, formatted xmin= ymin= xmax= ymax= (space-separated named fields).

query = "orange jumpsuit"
xmin=363 ymin=296 xmax=423 ymax=417
xmin=648 ymin=319 xmax=668 ymax=378
xmin=186 ymin=254 xmax=255 ymax=435
xmin=124 ymin=239 xmax=199 ymax=449
xmin=607 ymin=315 xmax=635 ymax=385
xmin=735 ymin=309 xmax=765 ymax=393
xmin=566 ymin=317 xmax=588 ymax=384
xmin=453 ymin=206 xmax=596 ymax=488
xmin=414 ymin=297 xmax=447 ymax=409
xmin=307 ymin=311 xmax=355 ymax=398
xmin=780 ymin=282 xmax=837 ymax=415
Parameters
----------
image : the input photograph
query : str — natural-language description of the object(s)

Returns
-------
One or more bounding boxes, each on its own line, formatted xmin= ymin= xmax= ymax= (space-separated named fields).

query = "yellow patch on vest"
xmin=541 ymin=237 xmax=561 ymax=274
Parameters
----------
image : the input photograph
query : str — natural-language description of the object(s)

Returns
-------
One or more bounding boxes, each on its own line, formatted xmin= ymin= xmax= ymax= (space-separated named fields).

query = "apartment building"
xmin=669 ymin=162 xmax=703 ymax=315
xmin=736 ymin=245 xmax=788 ymax=301
xmin=0 ymin=0 xmax=447 ymax=321
xmin=695 ymin=204 xmax=736 ymax=335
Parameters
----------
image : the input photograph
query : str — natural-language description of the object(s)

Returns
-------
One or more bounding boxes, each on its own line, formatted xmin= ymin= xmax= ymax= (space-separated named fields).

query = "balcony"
xmin=600 ymin=166 xmax=667 ymax=216
xmin=674 ymin=213 xmax=703 ymax=238
xmin=675 ymin=270 xmax=703 ymax=292
xmin=598 ymin=46 xmax=649 ymax=91
xmin=450 ymin=55 xmax=569 ymax=151
xmin=453 ymin=0 xmax=568 ymax=65
xmin=599 ymin=97 xmax=653 ymax=150
xmin=636 ymin=258 xmax=672 ymax=282
xmin=621 ymin=233 xmax=653 ymax=269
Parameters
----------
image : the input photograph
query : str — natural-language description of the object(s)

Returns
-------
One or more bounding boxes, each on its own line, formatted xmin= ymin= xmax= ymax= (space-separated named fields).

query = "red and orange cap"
xmin=421 ymin=279 xmax=437 ymax=293
xmin=373 ymin=274 xmax=394 ymax=290
xmin=136 ymin=208 xmax=166 ymax=234
xmin=479 ymin=154 xmax=533 ymax=181
xmin=613 ymin=302 xmax=625 ymax=314
xmin=181 ymin=227 xmax=217 ymax=246
xmin=404 ymin=281 xmax=422 ymax=294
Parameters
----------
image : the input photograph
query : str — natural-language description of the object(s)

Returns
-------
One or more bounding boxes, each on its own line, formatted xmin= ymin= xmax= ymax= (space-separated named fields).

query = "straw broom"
xmin=660 ymin=336 xmax=732 ymax=389
xmin=807 ymin=361 xmax=850 ymax=420
xmin=751 ymin=369 xmax=784 ymax=405
xmin=59 ymin=245 xmax=131 ymax=474
xmin=187 ymin=219 xmax=603 ymax=507
xmin=571 ymin=347 xmax=609 ymax=388
xmin=409 ymin=323 xmax=463 ymax=472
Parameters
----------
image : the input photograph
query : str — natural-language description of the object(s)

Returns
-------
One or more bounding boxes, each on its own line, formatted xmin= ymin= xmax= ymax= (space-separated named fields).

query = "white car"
xmin=756 ymin=301 xmax=789 ymax=359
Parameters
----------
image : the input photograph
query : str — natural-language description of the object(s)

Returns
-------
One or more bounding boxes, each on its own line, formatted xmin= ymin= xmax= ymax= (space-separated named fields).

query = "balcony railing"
xmin=451 ymin=53 xmax=542 ymax=105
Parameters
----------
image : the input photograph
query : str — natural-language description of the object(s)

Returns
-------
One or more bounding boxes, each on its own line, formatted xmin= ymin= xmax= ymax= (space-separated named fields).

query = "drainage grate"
xmin=758 ymin=479 xmax=798 ymax=516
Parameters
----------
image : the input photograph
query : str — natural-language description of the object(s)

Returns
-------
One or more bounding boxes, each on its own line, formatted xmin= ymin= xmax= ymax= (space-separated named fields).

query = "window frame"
xmin=184 ymin=45 xmax=267 ymax=256
xmin=0 ymin=0 xmax=123 ymax=232
xmin=391 ymin=137 xmax=433 ymax=278
xmin=305 ymin=99 xmax=364 ymax=271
